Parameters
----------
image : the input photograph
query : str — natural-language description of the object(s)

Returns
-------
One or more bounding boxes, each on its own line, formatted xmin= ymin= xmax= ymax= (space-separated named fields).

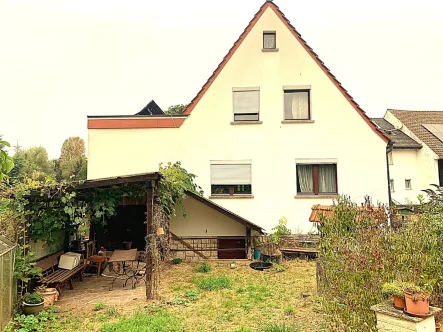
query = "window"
xmin=211 ymin=161 xmax=252 ymax=196
xmin=284 ymin=90 xmax=310 ymax=120
xmin=296 ymin=164 xmax=337 ymax=195
xmin=263 ymin=31 xmax=276 ymax=50
xmin=233 ymin=88 xmax=259 ymax=122
xmin=405 ymin=179 xmax=412 ymax=190
xmin=390 ymin=179 xmax=395 ymax=192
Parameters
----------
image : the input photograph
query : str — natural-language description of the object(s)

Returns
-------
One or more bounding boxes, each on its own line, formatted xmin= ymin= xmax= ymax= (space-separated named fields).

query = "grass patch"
xmin=195 ymin=261 xmax=212 ymax=273
xmin=94 ymin=302 xmax=106 ymax=311
xmin=261 ymin=322 xmax=297 ymax=331
xmin=284 ymin=307 xmax=294 ymax=315
xmin=194 ymin=275 xmax=231 ymax=291
xmin=171 ymin=258 xmax=182 ymax=265
xmin=100 ymin=310 xmax=182 ymax=332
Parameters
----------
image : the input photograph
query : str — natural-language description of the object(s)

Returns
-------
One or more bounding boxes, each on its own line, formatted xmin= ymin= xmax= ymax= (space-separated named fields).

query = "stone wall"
xmin=170 ymin=238 xmax=219 ymax=261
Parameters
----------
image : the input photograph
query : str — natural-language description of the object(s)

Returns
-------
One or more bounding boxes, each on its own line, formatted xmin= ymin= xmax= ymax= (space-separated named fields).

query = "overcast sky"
xmin=1 ymin=0 xmax=443 ymax=158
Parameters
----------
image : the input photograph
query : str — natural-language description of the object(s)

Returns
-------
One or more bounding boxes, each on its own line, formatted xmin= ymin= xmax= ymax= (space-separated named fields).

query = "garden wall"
xmin=170 ymin=238 xmax=218 ymax=260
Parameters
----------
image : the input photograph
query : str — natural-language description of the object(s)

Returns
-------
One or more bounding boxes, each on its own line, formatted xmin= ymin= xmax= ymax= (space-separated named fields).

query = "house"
xmin=371 ymin=117 xmax=422 ymax=204
xmin=87 ymin=0 xmax=390 ymax=233
xmin=375 ymin=109 xmax=443 ymax=204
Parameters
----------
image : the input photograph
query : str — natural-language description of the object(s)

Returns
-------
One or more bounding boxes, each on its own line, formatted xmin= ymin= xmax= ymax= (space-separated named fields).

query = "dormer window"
xmin=263 ymin=31 xmax=277 ymax=51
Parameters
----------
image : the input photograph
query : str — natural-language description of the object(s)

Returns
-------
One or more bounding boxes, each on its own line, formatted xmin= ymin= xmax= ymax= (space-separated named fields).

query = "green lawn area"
xmin=47 ymin=260 xmax=326 ymax=331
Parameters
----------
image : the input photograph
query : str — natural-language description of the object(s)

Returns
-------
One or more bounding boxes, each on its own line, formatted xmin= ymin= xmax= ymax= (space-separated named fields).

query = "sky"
xmin=1 ymin=0 xmax=443 ymax=158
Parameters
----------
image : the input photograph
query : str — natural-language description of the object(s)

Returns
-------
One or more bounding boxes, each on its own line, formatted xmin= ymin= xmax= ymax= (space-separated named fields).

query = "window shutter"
xmin=233 ymin=90 xmax=259 ymax=114
xmin=211 ymin=164 xmax=251 ymax=185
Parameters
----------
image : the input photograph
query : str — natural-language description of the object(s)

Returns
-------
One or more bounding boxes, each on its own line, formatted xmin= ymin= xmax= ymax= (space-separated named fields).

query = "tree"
xmin=165 ymin=104 xmax=189 ymax=115
xmin=59 ymin=137 xmax=87 ymax=180
xmin=10 ymin=146 xmax=54 ymax=181
xmin=0 ymin=139 xmax=14 ymax=181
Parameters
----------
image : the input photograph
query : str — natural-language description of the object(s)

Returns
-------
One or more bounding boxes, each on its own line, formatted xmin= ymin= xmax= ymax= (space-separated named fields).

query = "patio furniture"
xmin=107 ymin=249 xmax=138 ymax=290
xmin=36 ymin=251 xmax=85 ymax=297
xmin=85 ymin=241 xmax=107 ymax=277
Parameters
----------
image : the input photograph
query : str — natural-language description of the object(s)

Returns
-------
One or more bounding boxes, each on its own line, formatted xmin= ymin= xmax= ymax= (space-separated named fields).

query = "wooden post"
xmin=145 ymin=183 xmax=154 ymax=300
xmin=246 ymin=228 xmax=251 ymax=260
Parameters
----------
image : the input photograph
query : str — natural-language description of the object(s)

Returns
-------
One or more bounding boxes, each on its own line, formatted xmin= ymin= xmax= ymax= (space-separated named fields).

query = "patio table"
xmin=107 ymin=249 xmax=138 ymax=290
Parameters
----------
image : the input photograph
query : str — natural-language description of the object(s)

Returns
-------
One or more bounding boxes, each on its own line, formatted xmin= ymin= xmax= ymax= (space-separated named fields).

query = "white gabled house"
xmin=87 ymin=0 xmax=390 ymax=233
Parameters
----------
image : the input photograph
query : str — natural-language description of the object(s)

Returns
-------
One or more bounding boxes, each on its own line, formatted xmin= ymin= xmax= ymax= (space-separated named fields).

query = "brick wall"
xmin=170 ymin=238 xmax=218 ymax=261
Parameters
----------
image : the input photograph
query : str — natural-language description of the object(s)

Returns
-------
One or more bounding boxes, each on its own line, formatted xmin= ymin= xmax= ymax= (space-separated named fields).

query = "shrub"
xmin=171 ymin=258 xmax=182 ymax=265
xmin=5 ymin=309 xmax=58 ymax=332
xmin=100 ymin=310 xmax=182 ymax=332
xmin=194 ymin=275 xmax=231 ymax=291
xmin=23 ymin=293 xmax=43 ymax=304
xmin=195 ymin=262 xmax=212 ymax=273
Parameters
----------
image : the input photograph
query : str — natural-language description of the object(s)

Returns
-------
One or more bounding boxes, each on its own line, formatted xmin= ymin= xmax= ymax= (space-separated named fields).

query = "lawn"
xmin=46 ymin=260 xmax=326 ymax=331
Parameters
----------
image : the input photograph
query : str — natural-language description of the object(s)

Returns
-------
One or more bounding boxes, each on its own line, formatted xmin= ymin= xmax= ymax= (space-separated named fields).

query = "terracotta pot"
xmin=436 ymin=322 xmax=441 ymax=332
xmin=37 ymin=288 xmax=58 ymax=308
xmin=393 ymin=295 xmax=406 ymax=310
xmin=404 ymin=291 xmax=430 ymax=315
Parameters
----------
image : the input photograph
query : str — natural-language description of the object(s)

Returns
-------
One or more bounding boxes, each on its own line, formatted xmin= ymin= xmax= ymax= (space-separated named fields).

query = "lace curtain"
xmin=319 ymin=165 xmax=336 ymax=193
xmin=284 ymin=91 xmax=309 ymax=120
xmin=297 ymin=165 xmax=313 ymax=192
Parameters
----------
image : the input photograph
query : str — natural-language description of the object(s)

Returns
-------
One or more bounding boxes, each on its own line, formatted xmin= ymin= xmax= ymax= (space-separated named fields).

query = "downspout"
xmin=386 ymin=141 xmax=393 ymax=208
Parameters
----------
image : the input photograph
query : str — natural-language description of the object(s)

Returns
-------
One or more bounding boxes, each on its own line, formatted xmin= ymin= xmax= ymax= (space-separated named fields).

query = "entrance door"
xmin=217 ymin=239 xmax=246 ymax=259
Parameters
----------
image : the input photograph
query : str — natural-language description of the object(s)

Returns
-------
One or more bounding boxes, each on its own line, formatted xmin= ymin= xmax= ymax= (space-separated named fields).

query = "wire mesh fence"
xmin=0 ymin=236 xmax=16 ymax=330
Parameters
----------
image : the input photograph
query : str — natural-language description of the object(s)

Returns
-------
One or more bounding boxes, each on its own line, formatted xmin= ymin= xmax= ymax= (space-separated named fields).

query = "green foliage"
xmin=5 ymin=308 xmax=59 ymax=332
xmin=260 ymin=322 xmax=297 ymax=332
xmin=171 ymin=257 xmax=183 ymax=265
xmin=23 ymin=292 xmax=43 ymax=304
xmin=10 ymin=146 xmax=54 ymax=182
xmin=59 ymin=136 xmax=87 ymax=180
xmin=270 ymin=217 xmax=291 ymax=244
xmin=183 ymin=289 xmax=200 ymax=301
xmin=318 ymin=195 xmax=443 ymax=331
xmin=94 ymin=302 xmax=106 ymax=311
xmin=157 ymin=161 xmax=202 ymax=218
xmin=194 ymin=275 xmax=231 ymax=291
xmin=381 ymin=281 xmax=413 ymax=298
xmin=195 ymin=261 xmax=212 ymax=273
xmin=283 ymin=307 xmax=294 ymax=315
xmin=165 ymin=104 xmax=188 ymax=115
xmin=0 ymin=139 xmax=14 ymax=181
xmin=14 ymin=247 xmax=42 ymax=283
xmin=100 ymin=310 xmax=182 ymax=332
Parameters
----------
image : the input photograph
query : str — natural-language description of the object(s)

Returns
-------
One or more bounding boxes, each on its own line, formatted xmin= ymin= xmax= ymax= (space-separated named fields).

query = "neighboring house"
xmin=87 ymin=0 xmax=390 ymax=232
xmin=135 ymin=100 xmax=165 ymax=116
xmin=371 ymin=117 xmax=422 ymax=204
xmin=378 ymin=109 xmax=443 ymax=204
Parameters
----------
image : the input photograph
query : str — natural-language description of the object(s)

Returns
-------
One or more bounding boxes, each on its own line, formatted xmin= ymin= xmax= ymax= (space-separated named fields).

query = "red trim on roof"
xmin=182 ymin=1 xmax=389 ymax=143
xmin=88 ymin=118 xmax=185 ymax=129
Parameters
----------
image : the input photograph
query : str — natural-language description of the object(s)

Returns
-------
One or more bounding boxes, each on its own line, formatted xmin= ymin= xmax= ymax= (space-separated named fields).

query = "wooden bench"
xmin=35 ymin=251 xmax=85 ymax=297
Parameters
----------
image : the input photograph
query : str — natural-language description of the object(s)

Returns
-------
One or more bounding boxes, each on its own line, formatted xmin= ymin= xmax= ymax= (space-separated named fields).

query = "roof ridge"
xmin=182 ymin=0 xmax=389 ymax=143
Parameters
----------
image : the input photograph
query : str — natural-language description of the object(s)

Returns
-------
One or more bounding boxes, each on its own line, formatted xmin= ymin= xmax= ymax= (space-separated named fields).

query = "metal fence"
xmin=0 ymin=236 xmax=16 ymax=331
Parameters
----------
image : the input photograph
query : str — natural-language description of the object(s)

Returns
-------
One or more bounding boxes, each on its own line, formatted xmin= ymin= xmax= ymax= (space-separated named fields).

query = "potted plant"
xmin=22 ymin=292 xmax=44 ymax=315
xmin=404 ymin=284 xmax=431 ymax=316
xmin=381 ymin=281 xmax=411 ymax=310
xmin=36 ymin=285 xmax=59 ymax=308
xmin=253 ymin=238 xmax=264 ymax=260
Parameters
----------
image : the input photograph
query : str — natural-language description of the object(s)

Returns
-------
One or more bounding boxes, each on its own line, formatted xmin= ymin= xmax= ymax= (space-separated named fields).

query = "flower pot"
xmin=253 ymin=249 xmax=263 ymax=260
xmin=404 ymin=291 xmax=430 ymax=316
xmin=123 ymin=241 xmax=132 ymax=250
xmin=36 ymin=288 xmax=58 ymax=308
xmin=436 ymin=322 xmax=441 ymax=332
xmin=23 ymin=301 xmax=44 ymax=315
xmin=393 ymin=295 xmax=406 ymax=310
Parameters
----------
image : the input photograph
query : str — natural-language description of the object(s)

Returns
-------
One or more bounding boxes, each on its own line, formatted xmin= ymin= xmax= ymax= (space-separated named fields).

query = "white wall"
xmin=170 ymin=196 xmax=246 ymax=237
xmin=88 ymin=7 xmax=389 ymax=232
xmin=385 ymin=111 xmax=439 ymax=204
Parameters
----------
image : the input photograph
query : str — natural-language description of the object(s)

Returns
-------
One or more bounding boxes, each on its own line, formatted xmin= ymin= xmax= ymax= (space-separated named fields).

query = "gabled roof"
xmin=371 ymin=118 xmax=422 ymax=150
xmin=388 ymin=109 xmax=443 ymax=157
xmin=136 ymin=100 xmax=165 ymax=116
xmin=182 ymin=0 xmax=388 ymax=144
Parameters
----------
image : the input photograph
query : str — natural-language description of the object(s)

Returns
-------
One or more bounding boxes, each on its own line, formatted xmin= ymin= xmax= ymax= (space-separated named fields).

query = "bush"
xmin=195 ymin=262 xmax=212 ymax=273
xmin=194 ymin=275 xmax=231 ymax=291
xmin=318 ymin=195 xmax=443 ymax=331
xmin=100 ymin=310 xmax=182 ymax=332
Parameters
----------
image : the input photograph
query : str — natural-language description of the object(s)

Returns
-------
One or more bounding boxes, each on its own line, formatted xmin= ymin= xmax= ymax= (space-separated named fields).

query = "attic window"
xmin=263 ymin=31 xmax=277 ymax=51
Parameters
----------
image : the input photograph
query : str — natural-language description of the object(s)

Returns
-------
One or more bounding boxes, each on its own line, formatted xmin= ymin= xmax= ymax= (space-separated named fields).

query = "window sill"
xmin=294 ymin=195 xmax=339 ymax=199
xmin=262 ymin=48 xmax=279 ymax=52
xmin=281 ymin=120 xmax=314 ymax=124
xmin=230 ymin=121 xmax=263 ymax=125
xmin=209 ymin=195 xmax=254 ymax=199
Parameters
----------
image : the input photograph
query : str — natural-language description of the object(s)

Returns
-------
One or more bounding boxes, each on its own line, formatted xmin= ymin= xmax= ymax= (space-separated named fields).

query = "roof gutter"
xmin=386 ymin=141 xmax=394 ymax=209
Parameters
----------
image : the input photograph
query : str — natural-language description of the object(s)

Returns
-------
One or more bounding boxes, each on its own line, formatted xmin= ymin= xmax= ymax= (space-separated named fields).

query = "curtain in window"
xmin=284 ymin=91 xmax=309 ymax=119
xmin=263 ymin=34 xmax=276 ymax=49
xmin=297 ymin=165 xmax=313 ymax=192
xmin=319 ymin=165 xmax=336 ymax=193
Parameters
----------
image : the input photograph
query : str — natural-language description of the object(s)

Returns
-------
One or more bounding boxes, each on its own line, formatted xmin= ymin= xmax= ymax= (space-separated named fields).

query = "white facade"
xmin=385 ymin=111 xmax=439 ymax=204
xmin=87 ymin=3 xmax=389 ymax=232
